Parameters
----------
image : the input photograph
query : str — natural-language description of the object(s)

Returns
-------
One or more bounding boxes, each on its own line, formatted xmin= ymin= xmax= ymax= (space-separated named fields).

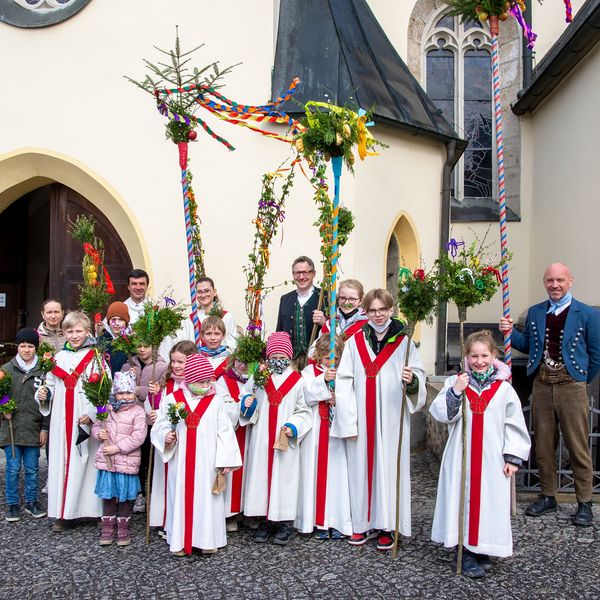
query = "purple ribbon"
xmin=511 ymin=5 xmax=537 ymax=49
xmin=446 ymin=238 xmax=465 ymax=258
xmin=97 ymin=405 xmax=108 ymax=414
xmin=0 ymin=395 xmax=9 ymax=405
xmin=246 ymin=323 xmax=262 ymax=331
xmin=164 ymin=296 xmax=176 ymax=307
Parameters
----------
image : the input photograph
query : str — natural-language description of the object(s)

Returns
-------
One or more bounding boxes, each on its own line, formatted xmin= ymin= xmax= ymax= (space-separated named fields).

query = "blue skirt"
xmin=95 ymin=470 xmax=141 ymax=502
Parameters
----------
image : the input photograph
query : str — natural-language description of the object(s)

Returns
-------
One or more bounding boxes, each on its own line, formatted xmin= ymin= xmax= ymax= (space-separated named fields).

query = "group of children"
xmin=1 ymin=279 xmax=531 ymax=578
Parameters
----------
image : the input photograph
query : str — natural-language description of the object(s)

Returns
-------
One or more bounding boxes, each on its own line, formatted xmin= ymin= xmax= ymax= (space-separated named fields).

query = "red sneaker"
xmin=376 ymin=532 xmax=394 ymax=550
xmin=348 ymin=529 xmax=378 ymax=546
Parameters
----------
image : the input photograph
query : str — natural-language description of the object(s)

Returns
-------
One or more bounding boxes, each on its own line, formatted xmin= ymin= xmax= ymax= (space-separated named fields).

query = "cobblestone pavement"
xmin=1 ymin=450 xmax=598 ymax=600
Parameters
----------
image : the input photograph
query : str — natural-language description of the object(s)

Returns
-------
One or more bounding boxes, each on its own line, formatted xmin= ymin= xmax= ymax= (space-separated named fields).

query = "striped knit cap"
xmin=184 ymin=353 xmax=215 ymax=383
xmin=266 ymin=331 xmax=293 ymax=359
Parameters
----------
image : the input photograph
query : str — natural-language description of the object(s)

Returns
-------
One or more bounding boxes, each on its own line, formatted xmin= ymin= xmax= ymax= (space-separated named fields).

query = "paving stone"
xmin=0 ymin=451 xmax=598 ymax=599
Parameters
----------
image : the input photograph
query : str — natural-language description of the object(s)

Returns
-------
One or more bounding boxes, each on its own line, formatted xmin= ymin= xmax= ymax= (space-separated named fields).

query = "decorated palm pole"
xmin=437 ymin=237 xmax=507 ymax=574
xmin=130 ymin=296 xmax=188 ymax=544
xmin=394 ymin=267 xmax=438 ymax=558
xmin=128 ymin=30 xmax=301 ymax=348
xmin=295 ymin=103 xmax=381 ymax=371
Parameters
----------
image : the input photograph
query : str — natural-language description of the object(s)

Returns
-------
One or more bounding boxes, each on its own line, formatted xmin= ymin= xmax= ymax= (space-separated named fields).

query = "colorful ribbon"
xmin=458 ymin=268 xmax=475 ymax=284
xmin=446 ymin=238 xmax=465 ymax=258
xmin=510 ymin=5 xmax=537 ymax=49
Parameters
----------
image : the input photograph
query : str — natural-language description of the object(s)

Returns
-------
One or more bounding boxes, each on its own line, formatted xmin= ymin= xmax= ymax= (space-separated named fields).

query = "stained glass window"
xmin=424 ymin=12 xmax=494 ymax=203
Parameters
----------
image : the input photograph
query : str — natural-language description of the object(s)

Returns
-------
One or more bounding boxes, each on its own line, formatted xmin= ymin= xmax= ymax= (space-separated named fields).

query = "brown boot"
xmin=116 ymin=516 xmax=131 ymax=546
xmin=99 ymin=516 xmax=116 ymax=546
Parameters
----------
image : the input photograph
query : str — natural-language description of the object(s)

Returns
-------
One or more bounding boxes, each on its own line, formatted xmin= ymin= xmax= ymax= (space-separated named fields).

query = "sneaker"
xmin=314 ymin=529 xmax=330 ymax=540
xmin=455 ymin=550 xmax=486 ymax=579
xmin=330 ymin=529 xmax=346 ymax=540
xmin=376 ymin=532 xmax=394 ymax=551
xmin=171 ymin=549 xmax=186 ymax=557
xmin=202 ymin=548 xmax=218 ymax=555
xmin=348 ymin=529 xmax=378 ymax=546
xmin=572 ymin=501 xmax=593 ymax=527
xmin=157 ymin=528 xmax=167 ymax=540
xmin=272 ymin=522 xmax=294 ymax=545
xmin=525 ymin=495 xmax=557 ymax=517
xmin=226 ymin=518 xmax=238 ymax=533
xmin=476 ymin=553 xmax=492 ymax=572
xmin=24 ymin=501 xmax=47 ymax=519
xmin=132 ymin=494 xmax=146 ymax=514
xmin=255 ymin=521 xmax=269 ymax=543
xmin=52 ymin=519 xmax=69 ymax=532
xmin=5 ymin=505 xmax=20 ymax=523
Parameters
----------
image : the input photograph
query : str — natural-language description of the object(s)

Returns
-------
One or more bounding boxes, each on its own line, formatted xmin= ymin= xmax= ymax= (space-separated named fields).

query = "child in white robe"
xmin=240 ymin=331 xmax=312 ymax=545
xmin=296 ymin=335 xmax=352 ymax=539
xmin=36 ymin=311 xmax=104 ymax=531
xmin=199 ymin=316 xmax=230 ymax=378
xmin=151 ymin=353 xmax=241 ymax=556
xmin=146 ymin=341 xmax=198 ymax=537
xmin=430 ymin=330 xmax=531 ymax=578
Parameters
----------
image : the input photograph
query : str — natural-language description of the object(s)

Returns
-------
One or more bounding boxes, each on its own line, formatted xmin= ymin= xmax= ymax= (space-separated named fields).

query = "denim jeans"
xmin=3 ymin=445 xmax=40 ymax=506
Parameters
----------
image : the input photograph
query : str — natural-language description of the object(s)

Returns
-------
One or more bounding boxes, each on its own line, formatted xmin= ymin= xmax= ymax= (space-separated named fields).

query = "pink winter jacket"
xmin=91 ymin=402 xmax=148 ymax=474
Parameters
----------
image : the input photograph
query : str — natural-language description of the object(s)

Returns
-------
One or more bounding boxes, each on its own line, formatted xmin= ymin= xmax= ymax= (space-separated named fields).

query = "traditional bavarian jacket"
xmin=511 ymin=298 xmax=600 ymax=382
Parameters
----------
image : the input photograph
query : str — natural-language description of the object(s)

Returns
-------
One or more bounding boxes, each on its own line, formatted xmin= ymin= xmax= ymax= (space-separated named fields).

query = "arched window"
xmin=424 ymin=12 xmax=494 ymax=203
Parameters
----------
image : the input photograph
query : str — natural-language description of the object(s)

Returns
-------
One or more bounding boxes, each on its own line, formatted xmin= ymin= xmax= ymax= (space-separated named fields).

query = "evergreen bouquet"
xmin=396 ymin=267 xmax=439 ymax=335
xmin=443 ymin=0 xmax=517 ymax=22
xmin=435 ymin=237 xmax=507 ymax=321
xmin=111 ymin=333 xmax=138 ymax=367
xmin=37 ymin=342 xmax=56 ymax=384
xmin=68 ymin=214 xmax=115 ymax=323
xmin=81 ymin=351 xmax=112 ymax=422
xmin=167 ymin=401 xmax=188 ymax=430
xmin=234 ymin=334 xmax=269 ymax=388
xmin=0 ymin=369 xmax=17 ymax=456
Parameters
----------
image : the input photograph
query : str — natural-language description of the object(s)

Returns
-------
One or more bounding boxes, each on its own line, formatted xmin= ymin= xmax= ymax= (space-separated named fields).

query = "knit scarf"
xmin=199 ymin=345 xmax=228 ymax=358
xmin=469 ymin=365 xmax=496 ymax=393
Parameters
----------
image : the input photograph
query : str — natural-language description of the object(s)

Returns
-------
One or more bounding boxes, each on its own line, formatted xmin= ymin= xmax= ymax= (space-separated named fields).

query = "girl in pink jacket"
xmin=92 ymin=371 xmax=147 ymax=546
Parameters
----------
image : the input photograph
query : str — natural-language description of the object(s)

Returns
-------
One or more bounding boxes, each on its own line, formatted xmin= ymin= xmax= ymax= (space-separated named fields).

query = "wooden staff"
xmin=456 ymin=305 xmax=467 ymax=575
xmin=392 ymin=321 xmax=415 ymax=559
xmin=145 ymin=347 xmax=159 ymax=545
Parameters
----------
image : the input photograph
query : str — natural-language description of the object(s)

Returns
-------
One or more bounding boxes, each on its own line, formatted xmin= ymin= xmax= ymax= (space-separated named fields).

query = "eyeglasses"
xmin=196 ymin=288 xmax=214 ymax=296
xmin=367 ymin=307 xmax=391 ymax=316
xmin=339 ymin=296 xmax=360 ymax=303
xmin=292 ymin=270 xmax=314 ymax=277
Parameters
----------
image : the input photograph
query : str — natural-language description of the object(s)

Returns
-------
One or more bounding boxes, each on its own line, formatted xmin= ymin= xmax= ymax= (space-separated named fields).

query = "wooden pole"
xmin=392 ymin=322 xmax=415 ymax=559
xmin=145 ymin=348 xmax=159 ymax=545
xmin=456 ymin=305 xmax=467 ymax=575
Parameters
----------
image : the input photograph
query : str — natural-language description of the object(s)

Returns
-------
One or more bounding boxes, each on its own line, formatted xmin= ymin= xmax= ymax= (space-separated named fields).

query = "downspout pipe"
xmin=523 ymin=0 xmax=533 ymax=88
xmin=436 ymin=139 xmax=460 ymax=375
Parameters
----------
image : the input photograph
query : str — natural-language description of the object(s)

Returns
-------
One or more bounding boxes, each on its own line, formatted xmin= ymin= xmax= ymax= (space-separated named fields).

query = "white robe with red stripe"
xmin=35 ymin=346 xmax=103 ymax=520
xmin=331 ymin=331 xmax=426 ymax=535
xmin=147 ymin=378 xmax=181 ymax=528
xmin=151 ymin=389 xmax=242 ymax=553
xmin=239 ymin=369 xmax=312 ymax=521
xmin=430 ymin=376 xmax=530 ymax=557
xmin=214 ymin=374 xmax=251 ymax=518
xmin=295 ymin=364 xmax=352 ymax=535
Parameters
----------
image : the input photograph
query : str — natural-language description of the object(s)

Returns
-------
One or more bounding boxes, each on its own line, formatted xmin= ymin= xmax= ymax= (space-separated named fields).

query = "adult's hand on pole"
xmin=503 ymin=463 xmax=518 ymax=478
xmin=499 ymin=316 xmax=513 ymax=333
xmin=324 ymin=368 xmax=336 ymax=382
xmin=312 ymin=310 xmax=326 ymax=325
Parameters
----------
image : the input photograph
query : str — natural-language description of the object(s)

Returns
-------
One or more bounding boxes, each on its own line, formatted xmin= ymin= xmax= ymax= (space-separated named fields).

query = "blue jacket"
xmin=511 ymin=298 xmax=600 ymax=383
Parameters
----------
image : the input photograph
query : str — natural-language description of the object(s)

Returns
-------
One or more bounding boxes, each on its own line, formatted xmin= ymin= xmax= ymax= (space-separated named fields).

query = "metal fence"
xmin=518 ymin=379 xmax=600 ymax=494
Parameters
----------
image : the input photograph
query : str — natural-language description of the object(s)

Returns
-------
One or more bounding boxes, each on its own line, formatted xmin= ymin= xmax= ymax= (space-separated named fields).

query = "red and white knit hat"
xmin=184 ymin=354 xmax=215 ymax=383
xmin=266 ymin=331 xmax=293 ymax=359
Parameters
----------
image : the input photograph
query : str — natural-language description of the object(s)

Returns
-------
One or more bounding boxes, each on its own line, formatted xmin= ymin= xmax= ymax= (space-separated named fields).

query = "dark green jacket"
xmin=0 ymin=358 xmax=49 ymax=447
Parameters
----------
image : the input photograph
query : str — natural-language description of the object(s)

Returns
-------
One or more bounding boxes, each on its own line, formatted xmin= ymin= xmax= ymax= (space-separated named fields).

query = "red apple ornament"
xmin=187 ymin=130 xmax=197 ymax=141
xmin=88 ymin=372 xmax=100 ymax=384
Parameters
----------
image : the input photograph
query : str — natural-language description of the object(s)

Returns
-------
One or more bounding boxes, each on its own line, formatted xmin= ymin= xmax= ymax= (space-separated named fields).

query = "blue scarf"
xmin=547 ymin=292 xmax=572 ymax=315
xmin=199 ymin=345 xmax=228 ymax=358
xmin=109 ymin=395 xmax=133 ymax=412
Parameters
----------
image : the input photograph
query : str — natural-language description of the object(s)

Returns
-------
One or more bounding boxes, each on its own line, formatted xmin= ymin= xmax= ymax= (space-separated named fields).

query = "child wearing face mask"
xmin=146 ymin=341 xmax=198 ymax=537
xmin=430 ymin=330 xmax=530 ymax=578
xmin=239 ymin=331 xmax=312 ymax=545
xmin=92 ymin=371 xmax=147 ymax=546
xmin=296 ymin=335 xmax=352 ymax=540
xmin=99 ymin=302 xmax=131 ymax=375
xmin=214 ymin=355 xmax=251 ymax=532
xmin=199 ymin=317 xmax=230 ymax=379
xmin=151 ymin=354 xmax=241 ymax=556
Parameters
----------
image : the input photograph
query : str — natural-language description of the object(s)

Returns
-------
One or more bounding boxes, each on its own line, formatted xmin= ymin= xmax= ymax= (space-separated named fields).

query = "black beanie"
xmin=16 ymin=328 xmax=40 ymax=350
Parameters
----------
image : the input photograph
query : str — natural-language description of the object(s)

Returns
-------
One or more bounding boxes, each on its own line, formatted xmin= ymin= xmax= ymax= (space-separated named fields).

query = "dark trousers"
xmin=138 ymin=431 xmax=152 ymax=496
xmin=532 ymin=367 xmax=593 ymax=501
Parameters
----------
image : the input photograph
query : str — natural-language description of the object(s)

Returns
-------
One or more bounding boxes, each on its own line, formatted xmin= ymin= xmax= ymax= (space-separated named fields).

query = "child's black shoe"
xmin=272 ymin=522 xmax=294 ymax=545
xmin=454 ymin=549 xmax=486 ymax=579
xmin=24 ymin=501 xmax=46 ymax=519
xmin=5 ymin=505 xmax=20 ymax=522
xmin=476 ymin=553 xmax=492 ymax=572
xmin=254 ymin=521 xmax=269 ymax=543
